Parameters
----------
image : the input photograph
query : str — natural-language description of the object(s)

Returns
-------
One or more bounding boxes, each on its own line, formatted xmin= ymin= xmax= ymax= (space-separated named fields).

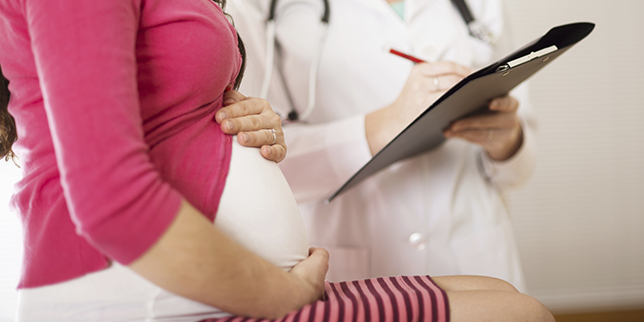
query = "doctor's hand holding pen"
xmin=366 ymin=50 xmax=524 ymax=161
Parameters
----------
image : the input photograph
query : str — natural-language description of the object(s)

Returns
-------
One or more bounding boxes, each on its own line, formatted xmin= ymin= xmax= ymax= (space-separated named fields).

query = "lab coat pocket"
xmin=323 ymin=246 xmax=371 ymax=282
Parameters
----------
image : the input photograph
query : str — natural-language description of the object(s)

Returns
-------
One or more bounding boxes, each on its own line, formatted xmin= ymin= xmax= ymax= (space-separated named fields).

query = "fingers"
xmin=445 ymin=123 xmax=523 ymax=161
xmin=234 ymin=113 xmax=285 ymax=160
xmin=223 ymin=90 xmax=247 ymax=106
xmin=214 ymin=96 xmax=287 ymax=162
xmin=428 ymin=73 xmax=463 ymax=92
xmin=216 ymin=91 xmax=248 ymax=123
xmin=223 ymin=114 xmax=276 ymax=134
xmin=444 ymin=101 xmax=523 ymax=161
xmin=448 ymin=111 xmax=520 ymax=132
xmin=308 ymin=247 xmax=330 ymax=261
xmin=415 ymin=61 xmax=473 ymax=78
xmin=304 ymin=247 xmax=330 ymax=290
xmin=290 ymin=247 xmax=329 ymax=274
xmin=237 ymin=127 xmax=286 ymax=163
xmin=409 ymin=61 xmax=472 ymax=93
xmin=216 ymin=97 xmax=268 ymax=124
xmin=289 ymin=247 xmax=330 ymax=301
xmin=489 ymin=95 xmax=519 ymax=112
xmin=444 ymin=128 xmax=513 ymax=145
xmin=260 ymin=144 xmax=287 ymax=163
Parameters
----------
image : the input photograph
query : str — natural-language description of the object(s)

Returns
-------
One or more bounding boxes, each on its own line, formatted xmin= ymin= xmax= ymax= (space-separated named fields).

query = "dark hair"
xmin=0 ymin=64 xmax=16 ymax=162
xmin=0 ymin=1 xmax=245 ymax=161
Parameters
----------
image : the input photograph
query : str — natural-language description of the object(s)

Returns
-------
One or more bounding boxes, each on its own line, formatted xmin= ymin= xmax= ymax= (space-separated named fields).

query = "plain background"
xmin=1 ymin=0 xmax=643 ymax=320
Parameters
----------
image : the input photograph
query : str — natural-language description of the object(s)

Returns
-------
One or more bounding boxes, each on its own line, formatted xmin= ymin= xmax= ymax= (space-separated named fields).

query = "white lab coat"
xmin=228 ymin=0 xmax=535 ymax=292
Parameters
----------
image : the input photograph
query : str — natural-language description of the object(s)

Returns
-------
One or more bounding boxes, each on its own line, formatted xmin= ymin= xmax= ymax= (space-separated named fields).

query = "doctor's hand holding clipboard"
xmin=366 ymin=52 xmax=524 ymax=162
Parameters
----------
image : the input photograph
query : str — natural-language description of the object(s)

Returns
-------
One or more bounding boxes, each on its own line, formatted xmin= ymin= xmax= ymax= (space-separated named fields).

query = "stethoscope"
xmin=261 ymin=0 xmax=330 ymax=122
xmin=261 ymin=0 xmax=494 ymax=123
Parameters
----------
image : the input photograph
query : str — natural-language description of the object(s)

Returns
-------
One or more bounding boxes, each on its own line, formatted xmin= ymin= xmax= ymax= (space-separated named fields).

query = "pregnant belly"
xmin=215 ymin=138 xmax=309 ymax=270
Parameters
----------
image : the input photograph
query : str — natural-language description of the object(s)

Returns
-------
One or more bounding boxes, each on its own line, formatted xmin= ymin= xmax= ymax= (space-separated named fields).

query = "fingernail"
xmin=223 ymin=99 xmax=235 ymax=106
xmin=225 ymin=84 xmax=233 ymax=92
xmin=218 ymin=111 xmax=228 ymax=120
xmin=242 ymin=133 xmax=250 ymax=142
xmin=224 ymin=120 xmax=233 ymax=131
xmin=266 ymin=147 xmax=272 ymax=156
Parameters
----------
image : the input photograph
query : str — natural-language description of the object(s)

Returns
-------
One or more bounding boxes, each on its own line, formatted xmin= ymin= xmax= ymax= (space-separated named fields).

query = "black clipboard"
xmin=326 ymin=22 xmax=595 ymax=203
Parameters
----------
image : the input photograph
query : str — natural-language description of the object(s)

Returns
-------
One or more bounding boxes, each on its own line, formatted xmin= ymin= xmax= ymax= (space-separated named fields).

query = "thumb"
xmin=223 ymin=90 xmax=246 ymax=106
xmin=289 ymin=247 xmax=329 ymax=298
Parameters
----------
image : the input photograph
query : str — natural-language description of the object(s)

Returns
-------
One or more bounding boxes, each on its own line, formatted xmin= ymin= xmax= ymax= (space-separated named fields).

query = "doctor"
xmin=226 ymin=0 xmax=536 ymax=292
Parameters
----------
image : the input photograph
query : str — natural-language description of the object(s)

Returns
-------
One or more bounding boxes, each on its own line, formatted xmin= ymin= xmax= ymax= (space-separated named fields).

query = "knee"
xmin=467 ymin=275 xmax=520 ymax=293
xmin=433 ymin=275 xmax=520 ymax=293
xmin=487 ymin=276 xmax=519 ymax=293
xmin=519 ymin=293 xmax=555 ymax=322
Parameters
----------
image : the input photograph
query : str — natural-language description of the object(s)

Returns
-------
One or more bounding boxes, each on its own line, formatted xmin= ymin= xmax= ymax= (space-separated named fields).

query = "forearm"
xmin=365 ymin=104 xmax=408 ymax=155
xmin=128 ymin=200 xmax=317 ymax=319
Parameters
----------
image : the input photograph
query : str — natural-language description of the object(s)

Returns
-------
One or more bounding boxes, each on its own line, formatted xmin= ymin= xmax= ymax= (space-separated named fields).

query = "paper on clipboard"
xmin=326 ymin=22 xmax=595 ymax=203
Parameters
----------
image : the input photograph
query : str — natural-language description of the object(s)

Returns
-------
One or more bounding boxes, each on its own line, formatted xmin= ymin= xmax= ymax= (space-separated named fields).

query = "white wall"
xmin=1 ymin=0 xmax=643 ymax=320
xmin=0 ymin=163 xmax=23 ymax=321
xmin=504 ymin=0 xmax=644 ymax=314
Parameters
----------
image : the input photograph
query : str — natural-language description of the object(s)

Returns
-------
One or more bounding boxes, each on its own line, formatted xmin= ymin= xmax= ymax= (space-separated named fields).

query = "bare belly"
xmin=215 ymin=137 xmax=309 ymax=270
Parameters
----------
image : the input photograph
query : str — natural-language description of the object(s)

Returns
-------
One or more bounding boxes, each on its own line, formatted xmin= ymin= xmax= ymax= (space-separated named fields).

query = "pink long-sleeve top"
xmin=0 ymin=0 xmax=241 ymax=288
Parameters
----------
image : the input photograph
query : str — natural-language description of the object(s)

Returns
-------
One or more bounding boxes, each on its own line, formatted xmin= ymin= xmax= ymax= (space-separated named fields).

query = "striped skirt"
xmin=203 ymin=275 xmax=450 ymax=322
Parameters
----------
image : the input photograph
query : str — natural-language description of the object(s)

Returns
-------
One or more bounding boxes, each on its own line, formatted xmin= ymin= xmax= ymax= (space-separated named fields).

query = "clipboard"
xmin=326 ymin=22 xmax=595 ymax=203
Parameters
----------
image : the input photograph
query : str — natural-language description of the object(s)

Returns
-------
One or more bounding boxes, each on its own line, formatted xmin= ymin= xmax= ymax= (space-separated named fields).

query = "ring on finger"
xmin=486 ymin=129 xmax=494 ymax=142
xmin=433 ymin=76 xmax=440 ymax=90
xmin=269 ymin=128 xmax=277 ymax=145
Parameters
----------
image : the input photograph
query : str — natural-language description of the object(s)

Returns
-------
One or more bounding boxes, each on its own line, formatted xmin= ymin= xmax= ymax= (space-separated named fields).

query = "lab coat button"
xmin=408 ymin=232 xmax=427 ymax=251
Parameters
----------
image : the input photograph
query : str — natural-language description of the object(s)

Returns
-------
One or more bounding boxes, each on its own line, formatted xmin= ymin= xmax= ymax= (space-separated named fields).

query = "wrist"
xmin=365 ymin=103 xmax=406 ymax=155
xmin=257 ymin=270 xmax=320 ymax=318
xmin=487 ymin=126 xmax=524 ymax=161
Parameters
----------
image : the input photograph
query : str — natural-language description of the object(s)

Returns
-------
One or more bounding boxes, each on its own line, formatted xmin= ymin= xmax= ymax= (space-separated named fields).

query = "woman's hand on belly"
xmin=290 ymin=247 xmax=330 ymax=300
xmin=129 ymin=200 xmax=330 ymax=318
xmin=215 ymin=90 xmax=286 ymax=162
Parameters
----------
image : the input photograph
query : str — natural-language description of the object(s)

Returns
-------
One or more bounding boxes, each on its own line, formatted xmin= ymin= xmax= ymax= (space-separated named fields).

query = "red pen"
xmin=389 ymin=48 xmax=426 ymax=64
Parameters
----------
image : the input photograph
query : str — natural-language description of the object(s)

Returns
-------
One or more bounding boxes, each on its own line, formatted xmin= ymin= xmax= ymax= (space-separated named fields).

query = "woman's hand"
xmin=365 ymin=61 xmax=472 ymax=155
xmin=444 ymin=95 xmax=523 ymax=161
xmin=130 ymin=201 xmax=330 ymax=319
xmin=288 ymin=247 xmax=330 ymax=302
xmin=215 ymin=91 xmax=286 ymax=163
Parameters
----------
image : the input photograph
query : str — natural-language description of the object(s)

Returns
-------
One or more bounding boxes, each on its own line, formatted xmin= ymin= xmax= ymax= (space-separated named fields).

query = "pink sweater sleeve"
xmin=25 ymin=0 xmax=182 ymax=264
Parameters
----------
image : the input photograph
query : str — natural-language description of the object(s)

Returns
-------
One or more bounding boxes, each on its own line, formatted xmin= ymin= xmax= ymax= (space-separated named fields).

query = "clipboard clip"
xmin=496 ymin=45 xmax=558 ymax=74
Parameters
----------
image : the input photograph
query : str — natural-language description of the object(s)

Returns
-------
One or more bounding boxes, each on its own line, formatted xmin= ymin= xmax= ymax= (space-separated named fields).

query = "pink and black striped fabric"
xmin=203 ymin=275 xmax=450 ymax=322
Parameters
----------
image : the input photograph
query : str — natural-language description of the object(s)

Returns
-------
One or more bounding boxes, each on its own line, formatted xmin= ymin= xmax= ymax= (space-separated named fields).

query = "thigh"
xmin=431 ymin=275 xmax=519 ymax=293
xmin=446 ymin=290 xmax=554 ymax=322
xmin=204 ymin=276 xmax=450 ymax=322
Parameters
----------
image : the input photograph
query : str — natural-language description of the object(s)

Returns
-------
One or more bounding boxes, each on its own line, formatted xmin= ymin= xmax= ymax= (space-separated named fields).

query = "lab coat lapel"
xmin=406 ymin=0 xmax=439 ymax=21
xmin=356 ymin=0 xmax=402 ymax=18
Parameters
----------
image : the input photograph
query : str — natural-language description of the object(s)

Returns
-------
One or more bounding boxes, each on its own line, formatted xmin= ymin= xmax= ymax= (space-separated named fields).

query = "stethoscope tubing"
xmin=261 ymin=0 xmax=491 ymax=123
xmin=262 ymin=0 xmax=330 ymax=122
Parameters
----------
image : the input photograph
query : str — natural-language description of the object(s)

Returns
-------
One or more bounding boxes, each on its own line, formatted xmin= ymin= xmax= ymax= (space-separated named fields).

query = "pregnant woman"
xmin=0 ymin=0 xmax=552 ymax=321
